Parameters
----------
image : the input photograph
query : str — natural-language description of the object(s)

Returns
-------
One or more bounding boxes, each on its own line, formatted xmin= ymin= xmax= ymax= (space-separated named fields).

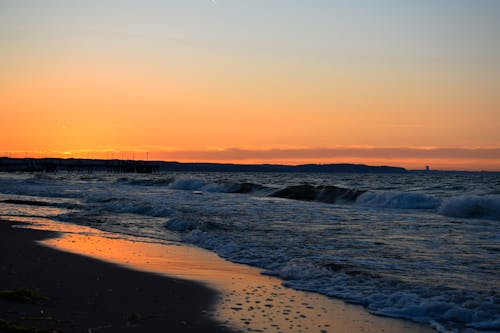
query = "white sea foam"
xmin=439 ymin=195 xmax=500 ymax=221
xmin=167 ymin=177 xmax=234 ymax=193
xmin=264 ymin=259 xmax=500 ymax=333
xmin=167 ymin=177 xmax=207 ymax=190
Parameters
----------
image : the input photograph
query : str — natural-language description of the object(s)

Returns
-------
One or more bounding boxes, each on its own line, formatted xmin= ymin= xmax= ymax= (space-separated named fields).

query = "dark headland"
xmin=0 ymin=157 xmax=407 ymax=173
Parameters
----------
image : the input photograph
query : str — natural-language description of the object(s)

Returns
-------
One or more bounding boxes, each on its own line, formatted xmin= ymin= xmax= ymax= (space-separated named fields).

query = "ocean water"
xmin=0 ymin=171 xmax=499 ymax=332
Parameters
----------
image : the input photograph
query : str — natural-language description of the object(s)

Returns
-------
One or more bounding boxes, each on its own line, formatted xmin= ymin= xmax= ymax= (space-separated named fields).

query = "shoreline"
xmin=0 ymin=219 xmax=234 ymax=333
xmin=1 ymin=217 xmax=436 ymax=333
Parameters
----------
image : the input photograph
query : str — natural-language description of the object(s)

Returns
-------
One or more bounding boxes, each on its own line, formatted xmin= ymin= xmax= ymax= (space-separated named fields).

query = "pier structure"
xmin=0 ymin=158 xmax=160 ymax=174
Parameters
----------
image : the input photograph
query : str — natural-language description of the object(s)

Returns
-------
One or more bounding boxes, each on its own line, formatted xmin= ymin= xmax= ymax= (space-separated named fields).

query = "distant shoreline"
xmin=1 ymin=156 xmax=498 ymax=173
xmin=1 ymin=157 xmax=406 ymax=173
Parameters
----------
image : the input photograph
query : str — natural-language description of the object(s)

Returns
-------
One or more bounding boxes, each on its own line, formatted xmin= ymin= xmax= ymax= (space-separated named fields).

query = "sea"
xmin=0 ymin=171 xmax=499 ymax=333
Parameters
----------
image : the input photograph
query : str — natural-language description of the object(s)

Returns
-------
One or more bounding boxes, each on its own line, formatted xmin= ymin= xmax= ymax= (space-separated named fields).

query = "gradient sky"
xmin=1 ymin=0 xmax=499 ymax=170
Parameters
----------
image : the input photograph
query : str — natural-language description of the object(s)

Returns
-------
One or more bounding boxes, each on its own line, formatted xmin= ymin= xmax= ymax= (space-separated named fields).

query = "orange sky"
xmin=1 ymin=1 xmax=499 ymax=170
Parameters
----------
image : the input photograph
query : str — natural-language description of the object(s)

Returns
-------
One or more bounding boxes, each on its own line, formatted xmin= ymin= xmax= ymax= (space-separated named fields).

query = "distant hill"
xmin=159 ymin=161 xmax=407 ymax=173
xmin=0 ymin=157 xmax=407 ymax=174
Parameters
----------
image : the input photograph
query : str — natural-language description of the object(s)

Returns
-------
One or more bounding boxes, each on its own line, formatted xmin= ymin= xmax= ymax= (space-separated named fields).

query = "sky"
xmin=1 ymin=0 xmax=499 ymax=170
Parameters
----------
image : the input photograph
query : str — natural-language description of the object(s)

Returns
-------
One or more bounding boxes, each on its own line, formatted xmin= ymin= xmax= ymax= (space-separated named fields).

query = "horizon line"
xmin=2 ymin=156 xmax=499 ymax=173
xmin=1 ymin=147 xmax=499 ymax=171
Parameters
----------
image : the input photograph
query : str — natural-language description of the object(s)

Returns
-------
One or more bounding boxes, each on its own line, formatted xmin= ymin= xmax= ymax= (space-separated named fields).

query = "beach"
xmin=0 ymin=216 xmax=436 ymax=333
xmin=0 ymin=219 xmax=233 ymax=333
xmin=1 ymin=1 xmax=498 ymax=331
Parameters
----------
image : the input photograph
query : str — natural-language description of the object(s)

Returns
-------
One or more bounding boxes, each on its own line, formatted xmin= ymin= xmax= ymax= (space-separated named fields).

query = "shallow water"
xmin=0 ymin=171 xmax=499 ymax=332
xmin=7 ymin=215 xmax=434 ymax=333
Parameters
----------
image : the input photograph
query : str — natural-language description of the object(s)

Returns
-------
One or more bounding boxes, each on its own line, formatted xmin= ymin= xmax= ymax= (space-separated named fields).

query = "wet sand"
xmin=0 ymin=219 xmax=233 ymax=333
xmin=1 ymin=216 xmax=436 ymax=333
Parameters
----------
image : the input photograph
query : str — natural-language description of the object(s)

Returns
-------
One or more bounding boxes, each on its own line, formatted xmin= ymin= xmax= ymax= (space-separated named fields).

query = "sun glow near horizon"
xmin=3 ymin=146 xmax=500 ymax=171
xmin=1 ymin=1 xmax=499 ymax=170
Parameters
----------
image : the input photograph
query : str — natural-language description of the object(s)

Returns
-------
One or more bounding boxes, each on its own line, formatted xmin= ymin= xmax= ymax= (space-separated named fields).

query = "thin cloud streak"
xmin=154 ymin=147 xmax=500 ymax=161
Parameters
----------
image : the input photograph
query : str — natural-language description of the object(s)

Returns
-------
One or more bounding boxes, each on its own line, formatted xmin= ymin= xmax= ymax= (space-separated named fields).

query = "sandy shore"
xmin=0 ymin=217 xmax=436 ymax=333
xmin=0 ymin=219 xmax=234 ymax=333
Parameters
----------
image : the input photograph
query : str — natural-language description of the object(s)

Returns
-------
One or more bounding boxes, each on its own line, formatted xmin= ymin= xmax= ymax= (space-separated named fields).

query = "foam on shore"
xmin=9 ymin=216 xmax=435 ymax=333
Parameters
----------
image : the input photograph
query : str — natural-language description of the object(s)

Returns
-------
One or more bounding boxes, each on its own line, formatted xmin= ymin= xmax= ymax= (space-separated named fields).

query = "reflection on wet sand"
xmin=17 ymin=217 xmax=433 ymax=333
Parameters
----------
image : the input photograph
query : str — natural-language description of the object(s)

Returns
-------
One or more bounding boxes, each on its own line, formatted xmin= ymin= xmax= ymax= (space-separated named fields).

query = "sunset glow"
xmin=1 ymin=1 xmax=499 ymax=170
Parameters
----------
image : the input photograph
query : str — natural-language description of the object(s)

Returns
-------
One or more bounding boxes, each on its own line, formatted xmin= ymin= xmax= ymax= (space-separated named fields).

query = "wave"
xmin=439 ymin=195 xmax=500 ymax=221
xmin=108 ymin=175 xmax=500 ymax=222
xmin=115 ymin=175 xmax=271 ymax=194
xmin=116 ymin=176 xmax=234 ymax=192
xmin=167 ymin=177 xmax=210 ymax=191
xmin=261 ymin=258 xmax=500 ymax=333
xmin=356 ymin=191 xmax=441 ymax=209
xmin=271 ymin=185 xmax=365 ymax=204
xmin=16 ymin=171 xmax=499 ymax=224
xmin=184 ymin=228 xmax=500 ymax=333
xmin=167 ymin=177 xmax=273 ymax=194
xmin=115 ymin=177 xmax=174 ymax=186
xmin=355 ymin=191 xmax=500 ymax=221
xmin=226 ymin=182 xmax=271 ymax=194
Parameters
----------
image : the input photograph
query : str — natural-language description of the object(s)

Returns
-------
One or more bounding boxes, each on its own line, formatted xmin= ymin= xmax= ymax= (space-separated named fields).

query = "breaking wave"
xmin=116 ymin=175 xmax=272 ymax=195
xmin=264 ymin=259 xmax=500 ymax=332
xmin=185 ymin=231 xmax=500 ymax=333
xmin=110 ymin=175 xmax=500 ymax=223
xmin=439 ymin=195 xmax=500 ymax=221
xmin=271 ymin=185 xmax=365 ymax=204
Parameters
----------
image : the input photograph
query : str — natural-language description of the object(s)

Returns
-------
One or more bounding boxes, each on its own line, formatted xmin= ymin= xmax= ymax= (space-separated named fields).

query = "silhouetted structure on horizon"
xmin=0 ymin=158 xmax=160 ymax=173
xmin=0 ymin=157 xmax=407 ymax=174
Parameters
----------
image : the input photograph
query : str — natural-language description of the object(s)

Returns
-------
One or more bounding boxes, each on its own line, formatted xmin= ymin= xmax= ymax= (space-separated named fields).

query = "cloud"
xmin=153 ymin=147 xmax=500 ymax=161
